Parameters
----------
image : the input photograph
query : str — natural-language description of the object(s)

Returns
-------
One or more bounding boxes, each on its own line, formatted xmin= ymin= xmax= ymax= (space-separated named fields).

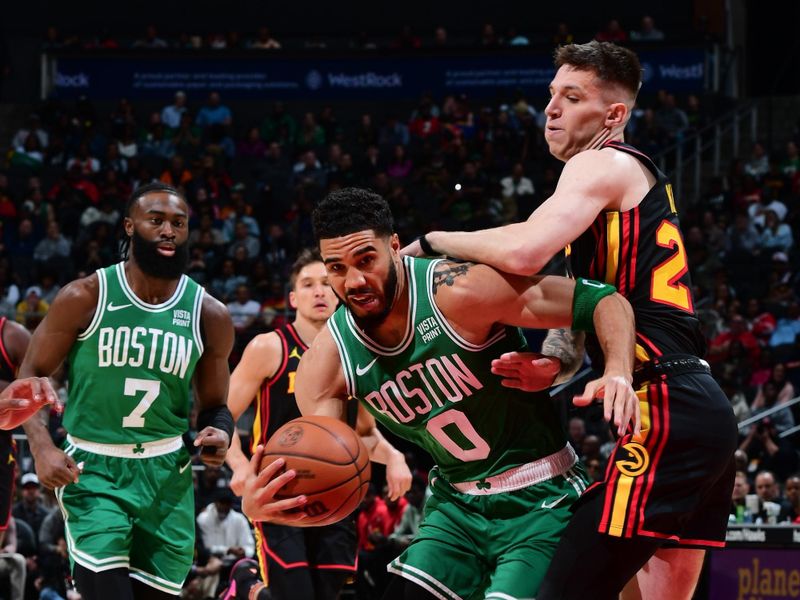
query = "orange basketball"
xmin=260 ymin=415 xmax=371 ymax=526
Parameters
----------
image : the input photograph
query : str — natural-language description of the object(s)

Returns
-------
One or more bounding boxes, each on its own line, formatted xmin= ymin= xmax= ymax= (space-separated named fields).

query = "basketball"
xmin=260 ymin=415 xmax=371 ymax=526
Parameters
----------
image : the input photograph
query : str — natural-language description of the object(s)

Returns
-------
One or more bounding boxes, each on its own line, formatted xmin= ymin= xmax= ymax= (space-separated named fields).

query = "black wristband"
xmin=418 ymin=234 xmax=436 ymax=256
xmin=197 ymin=405 xmax=235 ymax=446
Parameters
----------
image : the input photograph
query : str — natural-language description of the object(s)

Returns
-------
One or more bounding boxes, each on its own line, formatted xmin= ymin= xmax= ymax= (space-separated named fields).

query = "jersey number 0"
xmin=427 ymin=409 xmax=491 ymax=462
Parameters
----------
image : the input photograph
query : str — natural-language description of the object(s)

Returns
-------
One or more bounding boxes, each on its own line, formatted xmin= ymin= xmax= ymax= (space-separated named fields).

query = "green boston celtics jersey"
xmin=65 ymin=262 xmax=204 ymax=444
xmin=328 ymin=256 xmax=567 ymax=483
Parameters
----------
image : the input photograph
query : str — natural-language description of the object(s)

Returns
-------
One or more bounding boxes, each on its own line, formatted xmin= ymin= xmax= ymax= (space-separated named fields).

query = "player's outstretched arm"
xmin=226 ymin=332 xmax=283 ymax=495
xmin=193 ymin=294 xmax=235 ymax=467
xmin=19 ymin=277 xmax=99 ymax=487
xmin=401 ymin=151 xmax=623 ymax=275
xmin=435 ymin=263 xmax=639 ymax=435
xmin=571 ymin=291 xmax=639 ymax=436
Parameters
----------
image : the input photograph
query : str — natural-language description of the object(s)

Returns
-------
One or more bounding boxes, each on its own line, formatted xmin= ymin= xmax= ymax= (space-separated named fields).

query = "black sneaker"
xmin=220 ymin=558 xmax=266 ymax=600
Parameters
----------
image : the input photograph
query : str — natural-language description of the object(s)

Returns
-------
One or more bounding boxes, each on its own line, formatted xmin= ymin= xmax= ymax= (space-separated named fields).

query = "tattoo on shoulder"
xmin=432 ymin=262 xmax=473 ymax=294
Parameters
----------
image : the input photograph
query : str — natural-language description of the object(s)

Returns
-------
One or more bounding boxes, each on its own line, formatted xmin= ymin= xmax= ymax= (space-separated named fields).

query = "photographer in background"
xmin=740 ymin=418 xmax=799 ymax=482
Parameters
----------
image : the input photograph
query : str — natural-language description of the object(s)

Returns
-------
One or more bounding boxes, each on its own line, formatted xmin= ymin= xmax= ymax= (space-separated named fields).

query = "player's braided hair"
xmin=119 ymin=182 xmax=184 ymax=259
xmin=312 ymin=187 xmax=394 ymax=241
xmin=554 ymin=40 xmax=642 ymax=99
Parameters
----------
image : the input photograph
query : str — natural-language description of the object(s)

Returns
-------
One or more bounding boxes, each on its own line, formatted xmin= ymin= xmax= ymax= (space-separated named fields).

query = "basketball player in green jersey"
xmin=240 ymin=187 xmax=640 ymax=600
xmin=17 ymin=183 xmax=235 ymax=599
xmin=224 ymin=249 xmax=410 ymax=600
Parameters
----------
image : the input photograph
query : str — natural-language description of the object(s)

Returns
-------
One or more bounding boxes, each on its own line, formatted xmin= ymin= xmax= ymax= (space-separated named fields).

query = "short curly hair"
xmin=312 ymin=187 xmax=394 ymax=241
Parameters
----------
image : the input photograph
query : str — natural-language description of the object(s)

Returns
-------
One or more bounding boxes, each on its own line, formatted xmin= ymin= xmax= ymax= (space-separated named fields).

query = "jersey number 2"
xmin=650 ymin=221 xmax=693 ymax=313
xmin=426 ymin=409 xmax=490 ymax=462
xmin=122 ymin=377 xmax=161 ymax=428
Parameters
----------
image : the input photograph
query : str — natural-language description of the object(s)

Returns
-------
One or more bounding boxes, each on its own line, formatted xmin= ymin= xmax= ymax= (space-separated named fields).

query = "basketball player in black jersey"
xmin=404 ymin=41 xmax=737 ymax=599
xmin=225 ymin=249 xmax=411 ymax=600
xmin=0 ymin=317 xmax=32 ymax=541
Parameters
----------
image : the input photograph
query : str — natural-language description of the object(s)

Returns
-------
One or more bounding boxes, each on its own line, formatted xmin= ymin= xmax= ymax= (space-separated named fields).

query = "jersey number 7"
xmin=122 ymin=377 xmax=161 ymax=428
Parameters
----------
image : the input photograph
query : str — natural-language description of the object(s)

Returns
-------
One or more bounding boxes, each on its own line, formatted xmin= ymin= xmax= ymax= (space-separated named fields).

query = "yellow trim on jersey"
xmin=608 ymin=475 xmax=634 ymax=536
xmin=251 ymin=390 xmax=263 ymax=454
xmin=666 ymin=183 xmax=677 ymax=214
xmin=605 ymin=212 xmax=621 ymax=285
xmin=607 ymin=385 xmax=651 ymax=537
xmin=253 ymin=521 xmax=269 ymax=585
xmin=635 ymin=343 xmax=651 ymax=364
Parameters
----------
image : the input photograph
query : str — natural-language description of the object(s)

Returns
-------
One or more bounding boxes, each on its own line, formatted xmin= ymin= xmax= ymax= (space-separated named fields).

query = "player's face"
xmin=786 ymin=477 xmax=800 ymax=505
xmin=126 ymin=192 xmax=190 ymax=279
xmin=320 ymin=230 xmax=401 ymax=327
xmin=290 ymin=261 xmax=337 ymax=322
xmin=544 ymin=66 xmax=617 ymax=161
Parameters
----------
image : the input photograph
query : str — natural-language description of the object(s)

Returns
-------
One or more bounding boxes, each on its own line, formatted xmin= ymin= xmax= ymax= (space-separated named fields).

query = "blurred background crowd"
xmin=0 ymin=7 xmax=798 ymax=598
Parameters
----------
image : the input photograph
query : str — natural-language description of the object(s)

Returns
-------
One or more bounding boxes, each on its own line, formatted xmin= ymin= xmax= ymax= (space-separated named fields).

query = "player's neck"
xmin=291 ymin=315 xmax=325 ymax=347
xmin=123 ymin=260 xmax=181 ymax=304
xmin=587 ymin=126 xmax=625 ymax=152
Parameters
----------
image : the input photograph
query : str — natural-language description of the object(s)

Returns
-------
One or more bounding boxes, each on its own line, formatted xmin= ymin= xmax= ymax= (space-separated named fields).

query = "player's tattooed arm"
xmin=541 ymin=328 xmax=586 ymax=385
xmin=432 ymin=261 xmax=474 ymax=294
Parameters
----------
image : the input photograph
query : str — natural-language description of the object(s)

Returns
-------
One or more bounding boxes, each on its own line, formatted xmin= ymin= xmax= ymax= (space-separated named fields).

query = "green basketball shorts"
xmin=56 ymin=435 xmax=194 ymax=596
xmin=388 ymin=450 xmax=588 ymax=600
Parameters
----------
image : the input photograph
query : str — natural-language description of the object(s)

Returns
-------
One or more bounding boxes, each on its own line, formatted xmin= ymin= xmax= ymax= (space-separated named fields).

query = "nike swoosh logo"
xmin=107 ymin=302 xmax=132 ymax=312
xmin=541 ymin=494 xmax=569 ymax=510
xmin=355 ymin=357 xmax=378 ymax=376
xmin=179 ymin=460 xmax=192 ymax=474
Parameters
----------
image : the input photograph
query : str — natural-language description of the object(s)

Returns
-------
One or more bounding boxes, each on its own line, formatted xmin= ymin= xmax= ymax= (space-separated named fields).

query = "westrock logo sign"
xmin=305 ymin=70 xmax=403 ymax=90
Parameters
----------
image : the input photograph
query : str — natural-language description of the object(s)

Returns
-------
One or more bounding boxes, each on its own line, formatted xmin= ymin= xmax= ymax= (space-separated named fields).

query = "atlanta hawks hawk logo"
xmin=615 ymin=441 xmax=650 ymax=477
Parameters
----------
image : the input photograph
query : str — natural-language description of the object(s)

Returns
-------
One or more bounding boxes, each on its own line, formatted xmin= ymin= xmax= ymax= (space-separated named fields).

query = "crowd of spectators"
xmin=1 ymin=32 xmax=799 ymax=597
xmin=39 ymin=15 xmax=714 ymax=55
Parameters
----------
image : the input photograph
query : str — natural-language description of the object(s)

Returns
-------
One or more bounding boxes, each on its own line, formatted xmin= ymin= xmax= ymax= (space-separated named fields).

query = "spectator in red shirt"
xmin=383 ymin=483 xmax=409 ymax=534
xmin=708 ymin=314 xmax=761 ymax=364
xmin=357 ymin=485 xmax=391 ymax=552
xmin=746 ymin=298 xmax=776 ymax=343
xmin=356 ymin=485 xmax=393 ymax=598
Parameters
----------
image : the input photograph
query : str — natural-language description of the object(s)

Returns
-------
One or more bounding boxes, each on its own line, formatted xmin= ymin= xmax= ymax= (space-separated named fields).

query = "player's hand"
xmin=385 ymin=453 xmax=412 ymax=501
xmin=491 ymin=352 xmax=562 ymax=391
xmin=35 ymin=445 xmax=80 ymax=489
xmin=194 ymin=426 xmax=229 ymax=467
xmin=573 ymin=373 xmax=640 ymax=437
xmin=0 ymin=378 xmax=60 ymax=430
xmin=241 ymin=445 xmax=309 ymax=525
